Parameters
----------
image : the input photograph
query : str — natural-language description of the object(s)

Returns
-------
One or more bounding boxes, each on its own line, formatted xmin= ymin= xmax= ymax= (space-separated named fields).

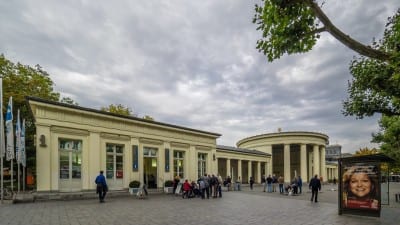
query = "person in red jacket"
xmin=182 ymin=179 xmax=192 ymax=198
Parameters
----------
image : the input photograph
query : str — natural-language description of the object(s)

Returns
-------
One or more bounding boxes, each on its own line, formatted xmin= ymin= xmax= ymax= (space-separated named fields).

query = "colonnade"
xmin=217 ymin=158 xmax=268 ymax=184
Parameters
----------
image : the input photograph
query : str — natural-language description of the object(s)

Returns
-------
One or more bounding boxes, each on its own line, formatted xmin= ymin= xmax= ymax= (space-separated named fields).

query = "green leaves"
xmin=100 ymin=104 xmax=133 ymax=116
xmin=343 ymin=10 xmax=400 ymax=118
xmin=253 ymin=0 xmax=319 ymax=61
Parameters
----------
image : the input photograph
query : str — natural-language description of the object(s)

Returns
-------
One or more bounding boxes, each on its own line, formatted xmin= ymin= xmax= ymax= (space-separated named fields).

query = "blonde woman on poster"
xmin=342 ymin=165 xmax=379 ymax=210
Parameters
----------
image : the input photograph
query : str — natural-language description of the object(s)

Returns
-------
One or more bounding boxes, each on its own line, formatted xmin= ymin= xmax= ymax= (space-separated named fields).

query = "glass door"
xmin=59 ymin=139 xmax=82 ymax=192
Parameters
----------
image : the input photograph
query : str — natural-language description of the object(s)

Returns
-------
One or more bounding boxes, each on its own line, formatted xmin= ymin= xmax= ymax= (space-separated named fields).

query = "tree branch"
xmin=306 ymin=0 xmax=391 ymax=61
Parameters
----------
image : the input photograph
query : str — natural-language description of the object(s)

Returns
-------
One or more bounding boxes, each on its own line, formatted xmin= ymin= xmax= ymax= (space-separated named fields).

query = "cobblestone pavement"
xmin=0 ymin=184 xmax=399 ymax=225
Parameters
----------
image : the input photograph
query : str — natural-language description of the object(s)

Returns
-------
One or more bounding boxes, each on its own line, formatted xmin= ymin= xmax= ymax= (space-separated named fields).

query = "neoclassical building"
xmin=28 ymin=96 xmax=335 ymax=193
xmin=237 ymin=131 xmax=331 ymax=183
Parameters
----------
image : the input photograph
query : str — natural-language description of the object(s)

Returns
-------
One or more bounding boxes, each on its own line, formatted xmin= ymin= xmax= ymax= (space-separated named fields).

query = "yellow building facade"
xmin=237 ymin=131 xmax=336 ymax=183
xmin=28 ymin=97 xmax=335 ymax=193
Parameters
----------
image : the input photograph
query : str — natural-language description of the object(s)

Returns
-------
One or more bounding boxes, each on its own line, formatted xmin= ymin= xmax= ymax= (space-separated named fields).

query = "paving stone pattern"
xmin=0 ymin=184 xmax=399 ymax=225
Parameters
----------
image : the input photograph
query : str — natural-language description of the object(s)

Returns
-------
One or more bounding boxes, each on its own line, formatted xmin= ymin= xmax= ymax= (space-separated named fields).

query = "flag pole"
xmin=6 ymin=96 xmax=14 ymax=193
xmin=16 ymin=109 xmax=20 ymax=193
xmin=22 ymin=119 xmax=25 ymax=192
xmin=0 ymin=75 xmax=3 ymax=204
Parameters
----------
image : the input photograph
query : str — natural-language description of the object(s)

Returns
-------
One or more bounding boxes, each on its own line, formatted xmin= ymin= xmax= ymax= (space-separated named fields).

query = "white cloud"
xmin=0 ymin=0 xmax=397 ymax=153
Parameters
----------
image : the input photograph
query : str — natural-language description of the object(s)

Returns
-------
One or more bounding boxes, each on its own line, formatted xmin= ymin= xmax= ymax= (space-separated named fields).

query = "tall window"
xmin=106 ymin=144 xmax=124 ymax=180
xmin=198 ymin=153 xmax=207 ymax=178
xmin=173 ymin=151 xmax=184 ymax=178
xmin=59 ymin=139 xmax=82 ymax=179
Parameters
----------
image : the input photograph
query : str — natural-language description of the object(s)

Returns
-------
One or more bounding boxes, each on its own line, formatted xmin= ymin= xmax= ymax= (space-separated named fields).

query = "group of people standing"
xmin=174 ymin=174 xmax=224 ymax=199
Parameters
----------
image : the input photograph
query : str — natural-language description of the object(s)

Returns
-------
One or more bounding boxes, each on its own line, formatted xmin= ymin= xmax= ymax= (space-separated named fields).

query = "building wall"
xmin=29 ymin=99 xmax=220 ymax=192
xmin=237 ymin=132 xmax=329 ymax=182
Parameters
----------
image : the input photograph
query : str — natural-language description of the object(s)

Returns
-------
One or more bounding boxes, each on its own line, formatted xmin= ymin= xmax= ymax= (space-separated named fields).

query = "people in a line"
xmin=266 ymin=175 xmax=273 ymax=193
xmin=182 ymin=179 xmax=192 ymax=198
xmin=278 ymin=175 xmax=284 ymax=194
xmin=249 ymin=176 xmax=254 ymax=190
xmin=198 ymin=177 xmax=206 ymax=199
xmin=226 ymin=176 xmax=232 ymax=191
xmin=342 ymin=166 xmax=379 ymax=210
xmin=297 ymin=176 xmax=303 ymax=194
xmin=210 ymin=174 xmax=219 ymax=198
xmin=203 ymin=174 xmax=210 ymax=198
xmin=95 ymin=170 xmax=108 ymax=203
xmin=272 ymin=174 xmax=277 ymax=192
xmin=235 ymin=176 xmax=242 ymax=191
xmin=262 ymin=175 xmax=266 ymax=192
xmin=309 ymin=174 xmax=321 ymax=203
xmin=208 ymin=174 xmax=213 ymax=197
xmin=217 ymin=174 xmax=223 ymax=197
xmin=173 ymin=175 xmax=180 ymax=195
xmin=291 ymin=177 xmax=298 ymax=194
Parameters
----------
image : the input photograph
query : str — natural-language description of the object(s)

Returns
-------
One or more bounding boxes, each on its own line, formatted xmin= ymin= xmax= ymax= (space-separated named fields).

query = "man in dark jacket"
xmin=309 ymin=174 xmax=321 ymax=203
xmin=95 ymin=170 xmax=108 ymax=203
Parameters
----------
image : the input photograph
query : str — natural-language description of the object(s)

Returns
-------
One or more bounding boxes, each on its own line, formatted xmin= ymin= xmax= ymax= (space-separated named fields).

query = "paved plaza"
xmin=0 ymin=184 xmax=399 ymax=225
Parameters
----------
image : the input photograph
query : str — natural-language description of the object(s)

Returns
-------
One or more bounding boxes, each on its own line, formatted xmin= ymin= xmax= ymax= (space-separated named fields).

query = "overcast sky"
xmin=1 ymin=1 xmax=398 ymax=153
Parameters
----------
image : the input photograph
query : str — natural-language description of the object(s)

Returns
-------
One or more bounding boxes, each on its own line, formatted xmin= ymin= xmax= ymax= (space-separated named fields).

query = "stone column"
xmin=284 ymin=144 xmax=291 ymax=183
xmin=300 ymin=144 xmax=307 ymax=182
xmin=320 ymin=145 xmax=326 ymax=182
xmin=238 ymin=159 xmax=242 ymax=180
xmin=266 ymin=145 xmax=272 ymax=176
xmin=248 ymin=161 xmax=252 ymax=180
xmin=313 ymin=145 xmax=320 ymax=177
xmin=257 ymin=161 xmax=261 ymax=183
xmin=227 ymin=158 xmax=231 ymax=177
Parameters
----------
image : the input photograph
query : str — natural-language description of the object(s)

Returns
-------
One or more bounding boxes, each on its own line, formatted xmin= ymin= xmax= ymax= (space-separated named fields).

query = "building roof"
xmin=26 ymin=96 xmax=221 ymax=137
xmin=340 ymin=153 xmax=396 ymax=163
xmin=217 ymin=145 xmax=270 ymax=156
xmin=237 ymin=131 xmax=329 ymax=146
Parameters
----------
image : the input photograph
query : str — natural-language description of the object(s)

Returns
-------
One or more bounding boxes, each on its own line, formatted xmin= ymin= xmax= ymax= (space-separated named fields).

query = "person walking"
xmin=278 ymin=175 xmax=284 ymax=194
xmin=266 ymin=175 xmax=273 ymax=193
xmin=309 ymin=174 xmax=321 ymax=203
xmin=297 ymin=175 xmax=303 ymax=194
xmin=249 ymin=177 xmax=254 ymax=190
xmin=95 ymin=170 xmax=108 ymax=203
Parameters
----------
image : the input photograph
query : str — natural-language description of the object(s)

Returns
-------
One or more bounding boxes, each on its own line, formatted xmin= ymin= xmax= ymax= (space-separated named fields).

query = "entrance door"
xmin=59 ymin=139 xmax=82 ymax=192
xmin=143 ymin=147 xmax=158 ymax=189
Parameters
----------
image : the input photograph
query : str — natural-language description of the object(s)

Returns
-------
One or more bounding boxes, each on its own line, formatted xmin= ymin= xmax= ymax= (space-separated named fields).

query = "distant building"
xmin=326 ymin=144 xmax=342 ymax=162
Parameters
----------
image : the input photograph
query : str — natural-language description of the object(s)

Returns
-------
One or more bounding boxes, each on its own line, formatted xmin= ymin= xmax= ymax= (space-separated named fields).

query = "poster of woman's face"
xmin=342 ymin=163 xmax=379 ymax=210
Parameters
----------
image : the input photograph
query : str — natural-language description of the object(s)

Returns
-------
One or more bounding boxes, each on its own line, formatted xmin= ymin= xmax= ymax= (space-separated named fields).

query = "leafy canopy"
xmin=343 ymin=10 xmax=400 ymax=118
xmin=100 ymin=104 xmax=132 ymax=116
xmin=0 ymin=54 xmax=64 ymax=181
xmin=253 ymin=0 xmax=318 ymax=61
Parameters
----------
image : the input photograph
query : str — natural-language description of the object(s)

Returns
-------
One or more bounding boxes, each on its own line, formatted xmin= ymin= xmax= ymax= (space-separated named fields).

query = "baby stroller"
xmin=137 ymin=184 xmax=148 ymax=199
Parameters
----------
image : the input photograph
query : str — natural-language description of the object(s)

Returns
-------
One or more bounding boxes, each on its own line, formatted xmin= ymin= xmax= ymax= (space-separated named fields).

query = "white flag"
xmin=16 ymin=109 xmax=21 ymax=163
xmin=0 ymin=110 xmax=5 ymax=158
xmin=5 ymin=96 xmax=13 ymax=161
xmin=21 ymin=119 xmax=26 ymax=167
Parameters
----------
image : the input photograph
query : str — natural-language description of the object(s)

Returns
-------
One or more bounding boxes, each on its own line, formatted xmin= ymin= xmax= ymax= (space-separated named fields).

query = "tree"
xmin=142 ymin=115 xmax=154 ymax=121
xmin=253 ymin=1 xmax=400 ymax=117
xmin=343 ymin=11 xmax=400 ymax=118
xmin=354 ymin=147 xmax=378 ymax=156
xmin=100 ymin=104 xmax=132 ymax=116
xmin=253 ymin=0 xmax=392 ymax=62
xmin=372 ymin=116 xmax=400 ymax=166
xmin=253 ymin=1 xmax=400 ymax=164
xmin=60 ymin=97 xmax=79 ymax=106
xmin=0 ymin=54 xmax=63 ymax=188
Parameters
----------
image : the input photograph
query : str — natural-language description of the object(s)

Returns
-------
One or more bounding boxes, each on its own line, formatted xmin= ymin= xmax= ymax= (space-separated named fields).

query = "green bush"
xmin=164 ymin=180 xmax=173 ymax=187
xmin=129 ymin=180 xmax=140 ymax=188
